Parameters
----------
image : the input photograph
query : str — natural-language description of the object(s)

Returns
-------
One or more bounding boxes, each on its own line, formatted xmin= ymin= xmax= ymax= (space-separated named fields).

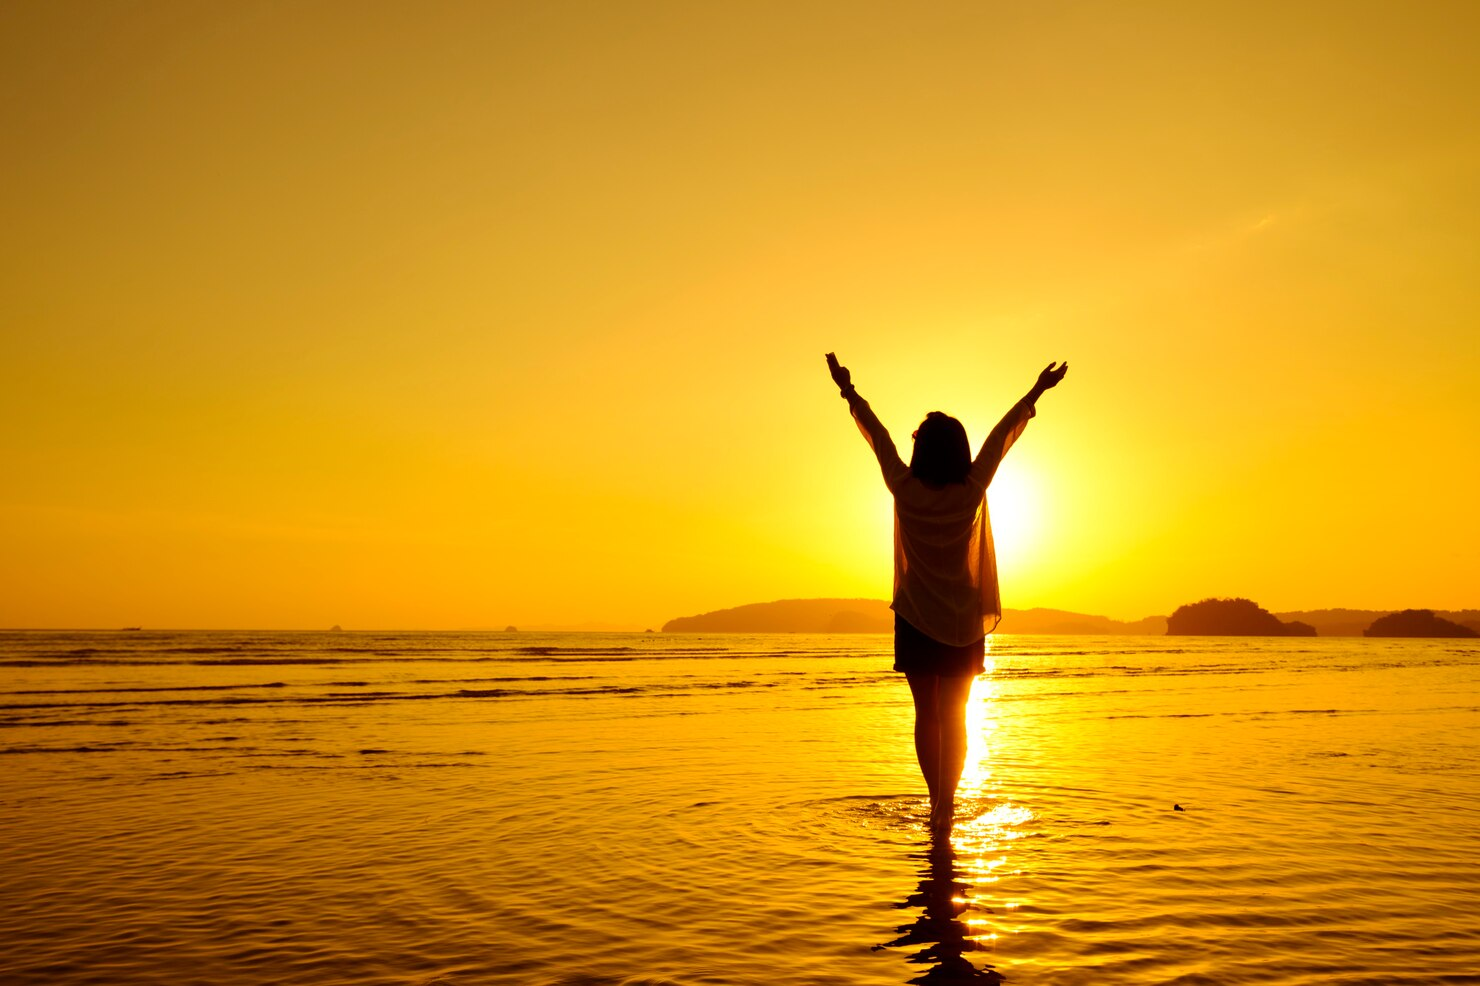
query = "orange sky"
xmin=3 ymin=2 xmax=1477 ymax=629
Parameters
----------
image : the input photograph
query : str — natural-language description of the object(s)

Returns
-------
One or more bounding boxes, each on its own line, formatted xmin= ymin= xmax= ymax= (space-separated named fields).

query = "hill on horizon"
xmin=661 ymin=599 xmax=1165 ymax=634
xmin=1276 ymin=608 xmax=1480 ymax=637
xmin=661 ymin=599 xmax=1480 ymax=636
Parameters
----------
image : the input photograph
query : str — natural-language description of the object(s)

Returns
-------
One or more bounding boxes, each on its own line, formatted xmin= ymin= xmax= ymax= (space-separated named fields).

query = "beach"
xmin=3 ymin=631 xmax=1479 ymax=985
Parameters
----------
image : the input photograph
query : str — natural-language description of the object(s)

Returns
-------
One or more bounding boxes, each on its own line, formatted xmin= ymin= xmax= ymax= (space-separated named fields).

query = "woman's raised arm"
xmin=970 ymin=361 xmax=1068 ymax=489
xmin=826 ymin=353 xmax=907 ymax=491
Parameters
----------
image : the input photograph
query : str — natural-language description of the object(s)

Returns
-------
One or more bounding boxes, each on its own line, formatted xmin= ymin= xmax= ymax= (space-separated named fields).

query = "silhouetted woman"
xmin=826 ymin=353 xmax=1067 ymax=834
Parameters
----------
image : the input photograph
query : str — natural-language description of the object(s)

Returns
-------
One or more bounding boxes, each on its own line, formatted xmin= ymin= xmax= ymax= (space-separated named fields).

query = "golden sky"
xmin=3 ymin=2 xmax=1477 ymax=629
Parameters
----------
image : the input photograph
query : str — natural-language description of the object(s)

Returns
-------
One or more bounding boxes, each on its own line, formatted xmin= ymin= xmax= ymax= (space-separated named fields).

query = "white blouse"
xmin=849 ymin=395 xmax=1035 ymax=647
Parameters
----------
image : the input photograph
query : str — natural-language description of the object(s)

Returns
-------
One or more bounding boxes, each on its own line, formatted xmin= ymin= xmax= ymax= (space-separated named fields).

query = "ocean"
xmin=2 ymin=630 xmax=1478 ymax=985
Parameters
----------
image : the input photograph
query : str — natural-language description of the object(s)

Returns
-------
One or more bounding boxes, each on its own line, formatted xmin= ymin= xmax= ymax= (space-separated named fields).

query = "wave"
xmin=0 ymin=648 xmax=877 ymax=668
xmin=0 ymin=678 xmax=805 ymax=716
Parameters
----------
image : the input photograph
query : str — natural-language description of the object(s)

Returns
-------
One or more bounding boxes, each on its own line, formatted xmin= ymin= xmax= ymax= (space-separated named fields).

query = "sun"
xmin=984 ymin=463 xmax=1041 ymax=565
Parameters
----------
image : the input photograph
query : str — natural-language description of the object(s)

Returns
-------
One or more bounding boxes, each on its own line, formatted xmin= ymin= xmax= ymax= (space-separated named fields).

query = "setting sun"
xmin=984 ymin=461 xmax=1043 ymax=569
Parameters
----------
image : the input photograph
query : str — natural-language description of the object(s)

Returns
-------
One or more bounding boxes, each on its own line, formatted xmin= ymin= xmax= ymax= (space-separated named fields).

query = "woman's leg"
xmin=905 ymin=674 xmax=941 ymax=808
xmin=933 ymin=675 xmax=976 ymax=830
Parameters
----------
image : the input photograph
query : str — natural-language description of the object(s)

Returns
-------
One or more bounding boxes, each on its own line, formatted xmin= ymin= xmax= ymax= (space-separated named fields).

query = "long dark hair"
xmin=910 ymin=412 xmax=970 ymax=486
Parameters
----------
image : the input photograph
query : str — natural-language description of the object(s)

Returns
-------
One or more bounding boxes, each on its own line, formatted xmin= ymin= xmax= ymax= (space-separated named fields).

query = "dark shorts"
xmin=893 ymin=613 xmax=986 ymax=677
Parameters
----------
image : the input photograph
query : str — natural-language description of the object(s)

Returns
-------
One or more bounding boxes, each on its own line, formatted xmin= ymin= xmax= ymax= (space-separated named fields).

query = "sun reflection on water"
xmin=959 ymin=659 xmax=997 ymax=794
xmin=952 ymin=646 xmax=1034 ymax=946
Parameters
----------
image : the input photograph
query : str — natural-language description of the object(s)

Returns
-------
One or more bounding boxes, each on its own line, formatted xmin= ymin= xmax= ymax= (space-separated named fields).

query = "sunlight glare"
xmin=959 ymin=669 xmax=996 ymax=793
xmin=986 ymin=463 xmax=1041 ymax=563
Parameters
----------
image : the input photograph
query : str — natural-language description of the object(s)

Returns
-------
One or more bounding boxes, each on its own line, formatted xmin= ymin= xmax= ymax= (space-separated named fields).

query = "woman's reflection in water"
xmin=874 ymin=838 xmax=1003 ymax=984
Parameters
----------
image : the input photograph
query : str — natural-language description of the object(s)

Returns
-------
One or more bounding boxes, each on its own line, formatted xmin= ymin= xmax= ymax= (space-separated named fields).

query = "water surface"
xmin=3 ymin=631 xmax=1478 ymax=984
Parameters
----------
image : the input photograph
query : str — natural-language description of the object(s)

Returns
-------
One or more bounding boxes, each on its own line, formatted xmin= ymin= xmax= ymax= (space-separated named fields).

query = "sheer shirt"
xmin=849 ymin=395 xmax=1034 ymax=647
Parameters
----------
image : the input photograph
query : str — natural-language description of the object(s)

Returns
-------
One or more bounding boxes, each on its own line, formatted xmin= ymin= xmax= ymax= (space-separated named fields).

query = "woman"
xmin=826 ymin=353 xmax=1067 ymax=834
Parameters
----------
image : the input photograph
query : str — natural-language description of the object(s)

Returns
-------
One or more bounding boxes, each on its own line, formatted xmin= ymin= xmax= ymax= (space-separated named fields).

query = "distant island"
xmin=1167 ymin=598 xmax=1315 ymax=636
xmin=1274 ymin=608 xmax=1480 ymax=637
xmin=1364 ymin=609 xmax=1479 ymax=638
xmin=661 ymin=598 xmax=1480 ymax=637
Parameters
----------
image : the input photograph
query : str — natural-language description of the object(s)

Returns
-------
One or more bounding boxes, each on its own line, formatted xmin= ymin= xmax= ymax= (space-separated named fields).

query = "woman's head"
xmin=910 ymin=412 xmax=970 ymax=486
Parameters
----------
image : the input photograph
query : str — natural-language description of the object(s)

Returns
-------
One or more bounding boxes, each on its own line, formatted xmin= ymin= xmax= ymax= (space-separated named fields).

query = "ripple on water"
xmin=3 ymin=632 xmax=1480 ymax=985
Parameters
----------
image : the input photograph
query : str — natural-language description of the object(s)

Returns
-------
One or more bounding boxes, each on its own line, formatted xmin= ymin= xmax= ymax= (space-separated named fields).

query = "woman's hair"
xmin=910 ymin=412 xmax=971 ymax=485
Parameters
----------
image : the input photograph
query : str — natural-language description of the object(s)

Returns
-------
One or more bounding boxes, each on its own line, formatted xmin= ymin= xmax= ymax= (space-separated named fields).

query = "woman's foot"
xmin=929 ymin=799 xmax=955 ymax=835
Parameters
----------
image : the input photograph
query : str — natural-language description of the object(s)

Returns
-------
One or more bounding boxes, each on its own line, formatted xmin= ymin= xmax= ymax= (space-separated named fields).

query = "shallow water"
xmin=3 ymin=631 xmax=1479 ymax=984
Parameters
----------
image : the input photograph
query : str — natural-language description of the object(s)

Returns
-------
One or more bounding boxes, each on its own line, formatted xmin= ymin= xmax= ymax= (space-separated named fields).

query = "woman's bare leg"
xmin=907 ymin=673 xmax=978 ymax=833
xmin=932 ymin=675 xmax=975 ymax=832
xmin=905 ymin=674 xmax=941 ymax=808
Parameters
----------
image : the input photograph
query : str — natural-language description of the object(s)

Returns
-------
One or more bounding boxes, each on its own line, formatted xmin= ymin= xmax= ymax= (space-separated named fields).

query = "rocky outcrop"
xmin=1167 ymin=598 xmax=1316 ymax=636
xmin=1277 ymin=608 xmax=1480 ymax=636
xmin=1363 ymin=609 xmax=1478 ymax=638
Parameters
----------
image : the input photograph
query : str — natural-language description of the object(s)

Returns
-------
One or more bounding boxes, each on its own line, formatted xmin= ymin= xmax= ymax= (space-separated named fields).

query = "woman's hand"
xmin=1035 ymin=361 xmax=1068 ymax=392
xmin=825 ymin=352 xmax=852 ymax=391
